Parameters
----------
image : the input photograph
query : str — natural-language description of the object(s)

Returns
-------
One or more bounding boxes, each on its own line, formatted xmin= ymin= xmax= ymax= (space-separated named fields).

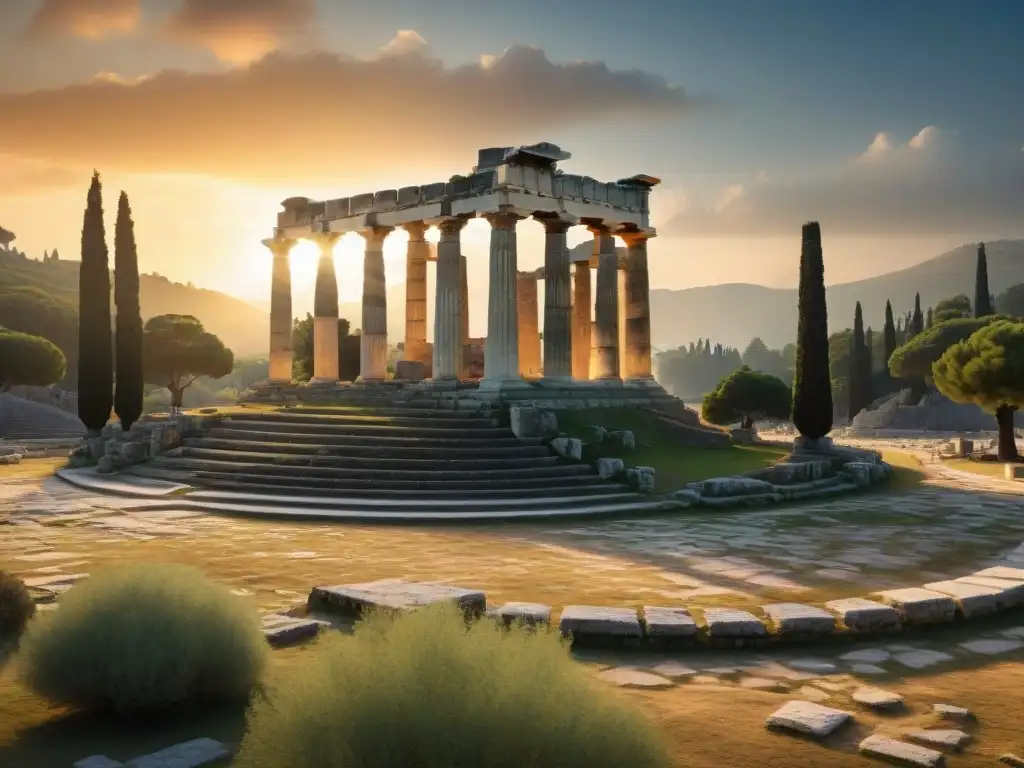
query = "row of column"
xmin=262 ymin=214 xmax=652 ymax=386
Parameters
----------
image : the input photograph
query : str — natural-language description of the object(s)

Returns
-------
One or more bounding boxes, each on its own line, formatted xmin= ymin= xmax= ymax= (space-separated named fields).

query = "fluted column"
xmin=433 ymin=218 xmax=465 ymax=380
xmin=539 ymin=217 xmax=572 ymax=379
xmin=403 ymin=222 xmax=430 ymax=366
xmin=621 ymin=230 xmax=653 ymax=380
xmin=617 ymin=267 xmax=627 ymax=380
xmin=571 ymin=263 xmax=591 ymax=380
xmin=482 ymin=212 xmax=523 ymax=385
xmin=517 ymin=271 xmax=541 ymax=377
xmin=358 ymin=226 xmax=393 ymax=381
xmin=310 ymin=232 xmax=341 ymax=383
xmin=591 ymin=225 xmax=620 ymax=380
xmin=459 ymin=253 xmax=470 ymax=378
xmin=262 ymin=237 xmax=296 ymax=383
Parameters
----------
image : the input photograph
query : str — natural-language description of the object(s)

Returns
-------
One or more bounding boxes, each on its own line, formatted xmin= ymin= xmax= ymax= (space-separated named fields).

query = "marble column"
xmin=617 ymin=266 xmax=627 ymax=381
xmin=539 ymin=218 xmax=572 ymax=379
xmin=591 ymin=225 xmax=620 ymax=380
xmin=433 ymin=218 xmax=464 ymax=380
xmin=459 ymin=253 xmax=470 ymax=378
xmin=621 ymin=230 xmax=653 ymax=380
xmin=358 ymin=226 xmax=393 ymax=381
xmin=516 ymin=271 xmax=541 ymax=377
xmin=571 ymin=263 xmax=591 ymax=380
xmin=262 ymin=237 xmax=296 ymax=383
xmin=311 ymin=232 xmax=341 ymax=383
xmin=403 ymin=222 xmax=430 ymax=366
xmin=482 ymin=212 xmax=523 ymax=385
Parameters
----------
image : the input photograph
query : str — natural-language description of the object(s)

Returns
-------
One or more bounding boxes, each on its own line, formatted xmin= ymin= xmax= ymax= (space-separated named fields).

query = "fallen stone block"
xmin=923 ymin=579 xmax=1007 ymax=617
xmin=876 ymin=588 xmax=957 ymax=625
xmin=549 ymin=437 xmax=583 ymax=461
xmin=933 ymin=703 xmax=972 ymax=720
xmin=692 ymin=476 xmax=774 ymax=497
xmin=261 ymin=617 xmax=326 ymax=647
xmin=762 ymin=603 xmax=837 ymax=636
xmin=559 ymin=605 xmax=642 ymax=646
xmin=495 ymin=601 xmax=551 ymax=627
xmin=595 ymin=457 xmax=624 ymax=479
xmin=510 ymin=406 xmax=557 ymax=439
xmin=74 ymin=757 xmax=123 ymax=768
xmin=765 ymin=700 xmax=852 ymax=738
xmin=859 ymin=735 xmax=945 ymax=767
xmin=702 ymin=608 xmax=767 ymax=639
xmin=852 ymin=686 xmax=904 ymax=711
xmin=1000 ymin=754 xmax=1024 ymax=767
xmin=308 ymin=579 xmax=486 ymax=617
xmin=905 ymin=729 xmax=971 ymax=752
xmin=642 ymin=606 xmax=698 ymax=646
xmin=625 ymin=466 xmax=655 ymax=493
xmin=826 ymin=597 xmax=902 ymax=633
xmin=124 ymin=738 xmax=231 ymax=768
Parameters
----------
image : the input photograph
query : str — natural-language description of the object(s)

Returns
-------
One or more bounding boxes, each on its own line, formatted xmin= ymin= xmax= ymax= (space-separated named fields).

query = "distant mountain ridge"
xmin=650 ymin=239 xmax=1024 ymax=351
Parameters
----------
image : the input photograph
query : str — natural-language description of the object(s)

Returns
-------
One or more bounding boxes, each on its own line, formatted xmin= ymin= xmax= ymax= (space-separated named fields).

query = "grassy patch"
xmin=944 ymin=458 xmax=1015 ymax=479
xmin=554 ymin=408 xmax=787 ymax=491
xmin=0 ymin=458 xmax=63 ymax=481
xmin=876 ymin=450 xmax=928 ymax=491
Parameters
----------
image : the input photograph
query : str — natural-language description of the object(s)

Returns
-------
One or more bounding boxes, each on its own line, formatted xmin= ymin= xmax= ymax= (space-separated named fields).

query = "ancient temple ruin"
xmin=263 ymin=143 xmax=659 ymax=393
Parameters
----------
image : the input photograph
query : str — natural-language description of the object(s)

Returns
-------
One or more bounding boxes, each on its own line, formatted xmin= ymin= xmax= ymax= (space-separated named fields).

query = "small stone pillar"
xmin=571 ymin=263 xmax=591 ymax=380
xmin=358 ymin=226 xmax=393 ymax=382
xmin=433 ymin=218 xmax=465 ymax=380
xmin=621 ymin=230 xmax=653 ymax=380
xmin=591 ymin=225 xmax=620 ymax=380
xmin=311 ymin=232 xmax=341 ymax=384
xmin=482 ymin=211 xmax=523 ymax=386
xmin=403 ymin=222 xmax=430 ymax=366
xmin=539 ymin=217 xmax=572 ymax=380
xmin=262 ymin=237 xmax=296 ymax=383
xmin=517 ymin=271 xmax=541 ymax=377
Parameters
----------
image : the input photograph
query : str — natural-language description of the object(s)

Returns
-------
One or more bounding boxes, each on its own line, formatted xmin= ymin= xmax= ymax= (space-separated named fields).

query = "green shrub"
xmin=19 ymin=564 xmax=268 ymax=714
xmin=0 ymin=570 xmax=36 ymax=659
xmin=234 ymin=603 xmax=669 ymax=768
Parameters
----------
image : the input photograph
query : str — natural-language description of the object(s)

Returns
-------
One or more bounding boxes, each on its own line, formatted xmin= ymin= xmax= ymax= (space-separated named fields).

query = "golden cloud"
xmin=25 ymin=0 xmax=140 ymax=40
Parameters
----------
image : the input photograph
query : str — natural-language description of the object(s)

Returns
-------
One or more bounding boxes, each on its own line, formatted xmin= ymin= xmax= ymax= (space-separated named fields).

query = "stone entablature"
xmin=276 ymin=143 xmax=657 ymax=237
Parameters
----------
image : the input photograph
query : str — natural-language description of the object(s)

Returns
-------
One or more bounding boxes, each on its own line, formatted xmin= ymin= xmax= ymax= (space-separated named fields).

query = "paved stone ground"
xmin=1 ymin=440 xmax=1023 ymax=613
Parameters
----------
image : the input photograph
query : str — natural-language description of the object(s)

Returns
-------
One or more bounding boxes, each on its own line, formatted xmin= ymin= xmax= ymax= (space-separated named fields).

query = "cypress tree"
xmin=926 ymin=306 xmax=934 ymax=328
xmin=911 ymin=294 xmax=924 ymax=337
xmin=114 ymin=191 xmax=143 ymax=430
xmin=883 ymin=300 xmax=897 ymax=372
xmin=849 ymin=302 xmax=866 ymax=421
xmin=974 ymin=242 xmax=993 ymax=317
xmin=791 ymin=221 xmax=833 ymax=440
xmin=77 ymin=171 xmax=113 ymax=434
xmin=865 ymin=326 xmax=874 ymax=377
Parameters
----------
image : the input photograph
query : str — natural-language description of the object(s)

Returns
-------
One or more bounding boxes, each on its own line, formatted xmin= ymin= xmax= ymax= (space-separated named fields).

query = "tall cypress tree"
xmin=911 ymin=293 xmax=924 ymax=337
xmin=77 ymin=171 xmax=113 ymax=434
xmin=883 ymin=299 xmax=897 ymax=373
xmin=849 ymin=302 xmax=866 ymax=421
xmin=926 ymin=306 xmax=934 ymax=328
xmin=865 ymin=326 xmax=874 ymax=377
xmin=974 ymin=242 xmax=993 ymax=317
xmin=114 ymin=191 xmax=143 ymax=430
xmin=791 ymin=221 xmax=833 ymax=440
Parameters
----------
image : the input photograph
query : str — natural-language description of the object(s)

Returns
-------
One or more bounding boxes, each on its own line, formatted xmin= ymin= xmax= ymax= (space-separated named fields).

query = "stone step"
xmin=202 ymin=430 xmax=548 ymax=458
xmin=178 ymin=474 xmax=630 ymax=499
xmin=207 ymin=425 xmax=539 ymax=448
xmin=144 ymin=456 xmax=596 ymax=482
xmin=182 ymin=440 xmax=556 ymax=469
xmin=218 ymin=417 xmax=511 ymax=440
xmin=285 ymin=405 xmax=485 ymax=418
xmin=222 ymin=411 xmax=498 ymax=430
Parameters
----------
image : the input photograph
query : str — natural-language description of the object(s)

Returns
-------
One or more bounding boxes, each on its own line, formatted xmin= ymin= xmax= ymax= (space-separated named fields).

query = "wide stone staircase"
xmin=125 ymin=406 xmax=670 ymax=520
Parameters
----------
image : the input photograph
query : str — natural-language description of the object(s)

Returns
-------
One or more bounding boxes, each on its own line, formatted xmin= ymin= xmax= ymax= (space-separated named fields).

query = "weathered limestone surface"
xmin=516 ymin=270 xmax=541 ymax=377
xmin=933 ymin=704 xmax=972 ymax=720
xmin=591 ymin=227 xmax=620 ymax=379
xmin=765 ymin=701 xmax=852 ymax=738
xmin=825 ymin=597 xmax=902 ymax=633
xmin=549 ymin=436 xmax=583 ymax=460
xmin=859 ymin=735 xmax=945 ymax=768
xmin=311 ymin=233 xmax=341 ymax=383
xmin=571 ymin=263 xmax=591 ymax=380
xmin=642 ymin=606 xmax=698 ymax=638
xmin=906 ymin=730 xmax=971 ymax=752
xmin=433 ymin=219 xmax=464 ymax=380
xmin=403 ymin=222 xmax=430 ymax=366
xmin=924 ymin=579 xmax=1007 ymax=617
xmin=261 ymin=614 xmax=325 ymax=647
xmin=956 ymin=575 xmax=1024 ymax=606
xmin=559 ymin=605 xmax=642 ymax=639
xmin=621 ymin=230 xmax=652 ymax=379
xmin=263 ymin=237 xmax=295 ymax=382
xmin=703 ymin=607 xmax=767 ymax=637
xmin=496 ymin=601 xmax=551 ymax=626
xmin=541 ymin=218 xmax=572 ymax=379
xmin=308 ymin=579 xmax=486 ymax=616
xmin=359 ymin=227 xmax=392 ymax=381
xmin=877 ymin=588 xmax=958 ymax=624
xmin=482 ymin=213 xmax=522 ymax=385
xmin=509 ymin=406 xmax=557 ymax=439
xmin=763 ymin=603 xmax=837 ymax=635
xmin=852 ymin=686 xmax=904 ymax=711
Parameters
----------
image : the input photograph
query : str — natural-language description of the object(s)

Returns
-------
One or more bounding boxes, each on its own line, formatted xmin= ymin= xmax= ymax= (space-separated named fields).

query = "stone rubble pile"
xmin=66 ymin=414 xmax=220 ymax=474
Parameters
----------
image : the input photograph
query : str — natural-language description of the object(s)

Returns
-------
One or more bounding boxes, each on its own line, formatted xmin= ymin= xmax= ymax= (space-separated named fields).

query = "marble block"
xmin=703 ymin=608 xmax=768 ymax=638
xmin=308 ymin=579 xmax=486 ymax=617
xmin=859 ymin=735 xmax=945 ymax=768
xmin=826 ymin=597 xmax=901 ymax=633
xmin=642 ymin=606 xmax=698 ymax=639
xmin=852 ymin=686 xmax=904 ymax=711
xmin=765 ymin=701 xmax=852 ymax=738
xmin=559 ymin=605 xmax=642 ymax=641
xmin=923 ymin=579 xmax=1007 ymax=617
xmin=763 ymin=603 xmax=837 ymax=635
xmin=876 ymin=588 xmax=957 ymax=624
xmin=956 ymin=575 xmax=1024 ymax=606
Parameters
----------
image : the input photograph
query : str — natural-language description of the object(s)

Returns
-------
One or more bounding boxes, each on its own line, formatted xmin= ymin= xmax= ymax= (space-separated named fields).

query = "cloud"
xmin=0 ymin=156 xmax=83 ymax=196
xmin=379 ymin=30 xmax=430 ymax=58
xmin=0 ymin=37 xmax=691 ymax=186
xmin=164 ymin=0 xmax=316 ymax=64
xmin=25 ymin=0 xmax=140 ymax=40
xmin=664 ymin=127 xmax=1024 ymax=238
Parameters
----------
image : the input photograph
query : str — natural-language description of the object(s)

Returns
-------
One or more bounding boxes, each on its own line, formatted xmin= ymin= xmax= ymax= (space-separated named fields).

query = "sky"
xmin=0 ymin=0 xmax=1021 ymax=332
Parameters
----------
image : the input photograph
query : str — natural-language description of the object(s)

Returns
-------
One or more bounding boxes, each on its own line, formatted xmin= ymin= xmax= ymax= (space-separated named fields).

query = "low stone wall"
xmin=67 ymin=414 xmax=222 ymax=473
